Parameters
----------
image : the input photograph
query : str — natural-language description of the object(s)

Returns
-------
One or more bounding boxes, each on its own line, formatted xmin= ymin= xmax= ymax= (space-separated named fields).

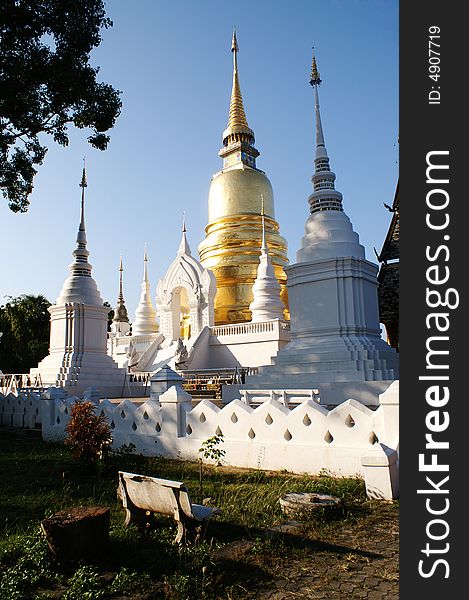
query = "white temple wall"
xmin=48 ymin=312 xmax=66 ymax=353
xmin=81 ymin=306 xmax=111 ymax=352
xmin=0 ymin=391 xmax=43 ymax=428
xmin=48 ymin=304 xmax=110 ymax=355
xmin=208 ymin=339 xmax=285 ymax=369
xmin=205 ymin=320 xmax=291 ymax=369
xmin=287 ymin=258 xmax=382 ymax=339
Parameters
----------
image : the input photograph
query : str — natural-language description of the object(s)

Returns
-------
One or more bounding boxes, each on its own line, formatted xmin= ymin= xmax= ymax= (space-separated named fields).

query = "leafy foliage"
xmin=0 ymin=0 xmax=121 ymax=212
xmin=109 ymin=568 xmax=152 ymax=596
xmin=199 ymin=434 xmax=226 ymax=465
xmin=62 ymin=565 xmax=107 ymax=600
xmin=0 ymin=530 xmax=55 ymax=600
xmin=0 ymin=293 xmax=51 ymax=373
xmin=65 ymin=400 xmax=112 ymax=463
xmin=198 ymin=434 xmax=226 ymax=497
xmin=104 ymin=300 xmax=114 ymax=331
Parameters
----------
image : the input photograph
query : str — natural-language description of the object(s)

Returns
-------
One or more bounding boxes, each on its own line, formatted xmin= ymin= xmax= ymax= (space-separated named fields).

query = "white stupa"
xmin=245 ymin=51 xmax=399 ymax=406
xmin=31 ymin=167 xmax=126 ymax=396
xmin=132 ymin=247 xmax=158 ymax=336
xmin=249 ymin=200 xmax=284 ymax=322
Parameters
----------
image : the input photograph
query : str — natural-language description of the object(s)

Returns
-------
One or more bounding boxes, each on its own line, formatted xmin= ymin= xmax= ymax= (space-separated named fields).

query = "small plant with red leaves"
xmin=65 ymin=400 xmax=112 ymax=463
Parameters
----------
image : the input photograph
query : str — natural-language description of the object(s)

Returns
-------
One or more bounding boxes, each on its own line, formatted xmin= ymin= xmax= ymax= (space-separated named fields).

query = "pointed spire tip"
xmin=231 ymin=27 xmax=238 ymax=52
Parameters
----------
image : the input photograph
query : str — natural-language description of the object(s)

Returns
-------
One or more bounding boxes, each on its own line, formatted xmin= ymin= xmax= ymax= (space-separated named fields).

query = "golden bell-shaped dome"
xmin=208 ymin=164 xmax=274 ymax=222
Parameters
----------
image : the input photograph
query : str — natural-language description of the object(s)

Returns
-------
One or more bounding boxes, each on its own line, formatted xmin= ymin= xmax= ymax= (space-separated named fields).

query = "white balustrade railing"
xmin=0 ymin=373 xmax=45 ymax=395
xmin=115 ymin=333 xmax=159 ymax=347
xmin=210 ymin=320 xmax=290 ymax=338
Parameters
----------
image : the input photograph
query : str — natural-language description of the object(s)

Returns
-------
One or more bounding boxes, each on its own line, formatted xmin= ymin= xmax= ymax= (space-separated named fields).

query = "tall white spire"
xmin=132 ymin=246 xmax=158 ymax=336
xmin=308 ymin=49 xmax=343 ymax=214
xmin=249 ymin=197 xmax=284 ymax=322
xmin=56 ymin=164 xmax=104 ymax=305
xmin=297 ymin=49 xmax=364 ymax=263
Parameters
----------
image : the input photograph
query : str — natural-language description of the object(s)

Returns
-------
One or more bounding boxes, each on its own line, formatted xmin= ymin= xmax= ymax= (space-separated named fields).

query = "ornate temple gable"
xmin=157 ymin=254 xmax=209 ymax=307
xmin=156 ymin=231 xmax=216 ymax=341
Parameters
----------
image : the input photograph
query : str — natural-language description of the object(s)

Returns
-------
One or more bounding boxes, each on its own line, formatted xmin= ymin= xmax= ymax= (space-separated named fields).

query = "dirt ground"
xmin=210 ymin=502 xmax=399 ymax=600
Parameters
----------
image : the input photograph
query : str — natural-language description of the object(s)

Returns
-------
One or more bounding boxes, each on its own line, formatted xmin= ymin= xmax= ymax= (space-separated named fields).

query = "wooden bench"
xmin=117 ymin=471 xmax=221 ymax=544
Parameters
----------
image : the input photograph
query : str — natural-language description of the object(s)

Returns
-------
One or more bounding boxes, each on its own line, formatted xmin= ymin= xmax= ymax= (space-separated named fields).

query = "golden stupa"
xmin=198 ymin=31 xmax=289 ymax=325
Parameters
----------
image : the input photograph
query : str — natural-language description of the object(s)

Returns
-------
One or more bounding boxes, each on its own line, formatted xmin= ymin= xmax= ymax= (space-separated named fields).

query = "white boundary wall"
xmin=0 ymin=381 xmax=399 ymax=499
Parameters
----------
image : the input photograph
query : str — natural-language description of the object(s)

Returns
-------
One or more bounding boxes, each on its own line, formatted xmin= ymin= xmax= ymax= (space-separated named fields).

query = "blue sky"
xmin=0 ymin=0 xmax=398 ymax=315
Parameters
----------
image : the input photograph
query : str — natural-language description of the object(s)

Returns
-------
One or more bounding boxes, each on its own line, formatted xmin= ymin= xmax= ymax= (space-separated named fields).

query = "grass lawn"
xmin=0 ymin=428 xmax=399 ymax=599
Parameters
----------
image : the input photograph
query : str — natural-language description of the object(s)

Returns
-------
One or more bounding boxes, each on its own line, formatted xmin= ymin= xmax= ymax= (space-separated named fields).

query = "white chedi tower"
xmin=246 ymin=52 xmax=398 ymax=406
xmin=31 ymin=167 xmax=125 ymax=396
xmin=132 ymin=248 xmax=158 ymax=336
xmin=249 ymin=201 xmax=284 ymax=322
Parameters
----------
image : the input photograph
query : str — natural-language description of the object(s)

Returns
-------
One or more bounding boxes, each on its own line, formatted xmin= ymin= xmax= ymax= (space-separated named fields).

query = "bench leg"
xmin=123 ymin=508 xmax=133 ymax=527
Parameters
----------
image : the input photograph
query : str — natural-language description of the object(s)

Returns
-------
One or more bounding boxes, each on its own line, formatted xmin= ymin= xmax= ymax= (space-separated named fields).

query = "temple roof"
xmin=378 ymin=182 xmax=399 ymax=263
xmin=378 ymin=181 xmax=399 ymax=325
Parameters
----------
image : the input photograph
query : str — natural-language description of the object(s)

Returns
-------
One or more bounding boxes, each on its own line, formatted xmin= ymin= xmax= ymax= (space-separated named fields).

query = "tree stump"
xmin=41 ymin=506 xmax=110 ymax=561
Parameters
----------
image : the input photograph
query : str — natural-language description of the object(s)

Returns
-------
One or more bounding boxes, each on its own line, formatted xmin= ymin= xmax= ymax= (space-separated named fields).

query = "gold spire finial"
xmin=226 ymin=30 xmax=250 ymax=132
xmin=310 ymin=47 xmax=322 ymax=86
xmin=220 ymin=29 xmax=258 ymax=163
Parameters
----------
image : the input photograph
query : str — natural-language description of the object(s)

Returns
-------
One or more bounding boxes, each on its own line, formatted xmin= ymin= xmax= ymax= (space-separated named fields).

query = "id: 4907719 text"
xmin=428 ymin=25 xmax=441 ymax=105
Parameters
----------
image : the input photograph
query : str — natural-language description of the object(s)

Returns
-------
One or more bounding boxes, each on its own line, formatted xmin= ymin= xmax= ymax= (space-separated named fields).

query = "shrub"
xmin=199 ymin=434 xmax=225 ymax=465
xmin=65 ymin=400 xmax=112 ymax=463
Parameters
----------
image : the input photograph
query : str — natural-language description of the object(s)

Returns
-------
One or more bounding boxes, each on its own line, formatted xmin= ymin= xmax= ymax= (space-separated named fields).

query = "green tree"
xmin=0 ymin=294 xmax=51 ymax=373
xmin=103 ymin=301 xmax=114 ymax=331
xmin=0 ymin=0 xmax=121 ymax=212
